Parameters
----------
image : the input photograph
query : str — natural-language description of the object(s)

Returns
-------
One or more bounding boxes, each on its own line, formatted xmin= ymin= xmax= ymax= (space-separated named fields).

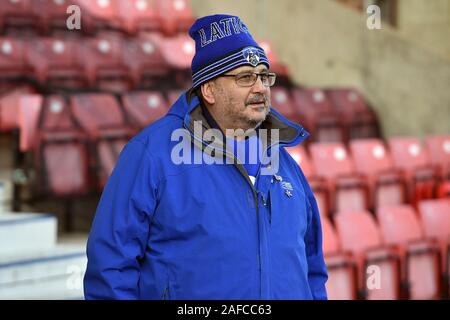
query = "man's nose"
xmin=251 ymin=75 xmax=268 ymax=93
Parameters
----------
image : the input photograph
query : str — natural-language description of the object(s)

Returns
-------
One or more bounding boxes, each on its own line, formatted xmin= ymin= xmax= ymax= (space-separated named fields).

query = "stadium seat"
xmin=33 ymin=95 xmax=91 ymax=197
xmin=79 ymin=33 xmax=131 ymax=91
xmin=425 ymin=135 xmax=450 ymax=179
xmin=154 ymin=0 xmax=195 ymax=36
xmin=0 ymin=0 xmax=39 ymax=33
xmin=326 ymin=88 xmax=380 ymax=141
xmin=0 ymin=86 xmax=36 ymax=132
xmin=350 ymin=139 xmax=407 ymax=209
xmin=122 ymin=91 xmax=168 ymax=129
xmin=286 ymin=145 xmax=330 ymax=219
xmin=376 ymin=205 xmax=442 ymax=299
xmin=388 ymin=137 xmax=437 ymax=206
xmin=418 ymin=199 xmax=450 ymax=298
xmin=156 ymin=34 xmax=195 ymax=87
xmin=0 ymin=38 xmax=30 ymax=82
xmin=31 ymin=0 xmax=74 ymax=33
xmin=70 ymin=93 xmax=135 ymax=188
xmin=309 ymin=142 xmax=369 ymax=214
xmin=26 ymin=37 xmax=87 ymax=89
xmin=321 ymin=217 xmax=358 ymax=299
xmin=271 ymin=87 xmax=301 ymax=125
xmin=335 ymin=211 xmax=402 ymax=299
xmin=123 ymin=33 xmax=169 ymax=88
xmin=291 ymin=88 xmax=345 ymax=143
xmin=75 ymin=0 xmax=124 ymax=34
xmin=117 ymin=0 xmax=161 ymax=35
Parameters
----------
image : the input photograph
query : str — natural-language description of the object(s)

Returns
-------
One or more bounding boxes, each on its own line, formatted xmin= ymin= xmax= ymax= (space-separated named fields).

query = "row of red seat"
xmin=0 ymin=33 xmax=195 ymax=90
xmin=0 ymin=0 xmax=194 ymax=36
xmin=323 ymin=201 xmax=450 ymax=299
xmin=274 ymin=87 xmax=380 ymax=143
xmin=287 ymin=136 xmax=450 ymax=218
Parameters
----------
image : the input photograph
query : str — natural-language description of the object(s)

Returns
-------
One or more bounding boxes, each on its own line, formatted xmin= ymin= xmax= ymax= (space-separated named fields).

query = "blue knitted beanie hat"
xmin=189 ymin=14 xmax=270 ymax=88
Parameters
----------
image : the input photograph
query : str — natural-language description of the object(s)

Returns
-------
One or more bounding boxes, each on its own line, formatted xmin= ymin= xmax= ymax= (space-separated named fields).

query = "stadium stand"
xmin=0 ymin=0 xmax=448 ymax=300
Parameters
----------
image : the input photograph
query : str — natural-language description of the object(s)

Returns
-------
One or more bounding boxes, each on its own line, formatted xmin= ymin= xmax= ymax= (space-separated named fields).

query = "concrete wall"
xmin=190 ymin=0 xmax=450 ymax=138
xmin=397 ymin=0 xmax=450 ymax=58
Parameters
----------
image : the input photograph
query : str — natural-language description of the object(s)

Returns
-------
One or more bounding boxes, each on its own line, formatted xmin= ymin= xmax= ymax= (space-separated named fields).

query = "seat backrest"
xmin=335 ymin=211 xmax=383 ymax=255
xmin=122 ymin=91 xmax=168 ymax=128
xmin=376 ymin=205 xmax=424 ymax=245
xmin=327 ymin=88 xmax=369 ymax=115
xmin=425 ymin=135 xmax=450 ymax=174
xmin=418 ymin=199 xmax=450 ymax=240
xmin=123 ymin=33 xmax=166 ymax=71
xmin=271 ymin=87 xmax=298 ymax=121
xmin=157 ymin=34 xmax=195 ymax=70
xmin=0 ymin=38 xmax=27 ymax=75
xmin=27 ymin=38 xmax=79 ymax=69
xmin=309 ymin=142 xmax=355 ymax=180
xmin=40 ymin=95 xmax=75 ymax=131
xmin=388 ymin=137 xmax=431 ymax=172
xmin=70 ymin=94 xmax=125 ymax=137
xmin=285 ymin=145 xmax=315 ymax=178
xmin=321 ymin=217 xmax=340 ymax=255
xmin=350 ymin=138 xmax=394 ymax=176
xmin=291 ymin=88 xmax=335 ymax=116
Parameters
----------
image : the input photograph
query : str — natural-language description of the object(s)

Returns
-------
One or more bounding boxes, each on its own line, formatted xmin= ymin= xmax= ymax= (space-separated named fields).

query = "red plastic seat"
xmin=376 ymin=205 xmax=442 ymax=299
xmin=286 ymin=145 xmax=330 ymax=219
xmin=389 ymin=137 xmax=437 ymax=205
xmin=123 ymin=33 xmax=169 ymax=88
xmin=350 ymin=139 xmax=407 ymax=209
xmin=71 ymin=93 xmax=134 ymax=188
xmin=0 ymin=38 xmax=30 ymax=81
xmin=310 ymin=142 xmax=369 ymax=214
xmin=0 ymin=86 xmax=36 ymax=132
xmin=117 ymin=0 xmax=161 ymax=34
xmin=335 ymin=211 xmax=402 ymax=299
xmin=31 ymin=95 xmax=91 ymax=197
xmin=291 ymin=88 xmax=345 ymax=143
xmin=0 ymin=0 xmax=39 ymax=33
xmin=26 ymin=37 xmax=87 ymax=89
xmin=157 ymin=34 xmax=195 ymax=87
xmin=271 ymin=87 xmax=301 ymax=125
xmin=425 ymin=135 xmax=450 ymax=178
xmin=31 ymin=0 xmax=74 ymax=33
xmin=326 ymin=88 xmax=380 ymax=141
xmin=75 ymin=0 xmax=124 ymax=34
xmin=122 ymin=91 xmax=168 ymax=129
xmin=321 ymin=217 xmax=358 ymax=299
xmin=418 ymin=199 xmax=450 ymax=297
xmin=79 ymin=33 xmax=131 ymax=91
xmin=154 ymin=0 xmax=195 ymax=36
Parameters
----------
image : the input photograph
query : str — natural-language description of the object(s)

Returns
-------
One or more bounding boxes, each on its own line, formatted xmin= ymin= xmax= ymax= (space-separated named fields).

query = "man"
xmin=84 ymin=14 xmax=328 ymax=300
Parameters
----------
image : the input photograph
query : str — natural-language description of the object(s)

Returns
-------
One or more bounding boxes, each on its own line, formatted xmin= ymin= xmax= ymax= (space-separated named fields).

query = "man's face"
xmin=210 ymin=64 xmax=271 ymax=130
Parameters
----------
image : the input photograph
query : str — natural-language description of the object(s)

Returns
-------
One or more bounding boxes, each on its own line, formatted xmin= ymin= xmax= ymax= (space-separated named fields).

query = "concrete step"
xmin=0 ymin=212 xmax=57 ymax=255
xmin=0 ymin=244 xmax=87 ymax=300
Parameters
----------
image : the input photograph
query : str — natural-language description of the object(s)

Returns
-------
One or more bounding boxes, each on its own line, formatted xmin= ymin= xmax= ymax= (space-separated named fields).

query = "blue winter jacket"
xmin=84 ymin=91 xmax=328 ymax=300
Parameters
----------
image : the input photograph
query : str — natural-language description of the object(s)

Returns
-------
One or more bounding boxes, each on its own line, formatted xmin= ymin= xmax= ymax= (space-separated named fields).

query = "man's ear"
xmin=200 ymin=81 xmax=215 ymax=105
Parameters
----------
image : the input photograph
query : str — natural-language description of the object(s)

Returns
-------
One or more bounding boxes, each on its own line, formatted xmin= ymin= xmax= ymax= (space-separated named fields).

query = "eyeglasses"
xmin=220 ymin=71 xmax=277 ymax=87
